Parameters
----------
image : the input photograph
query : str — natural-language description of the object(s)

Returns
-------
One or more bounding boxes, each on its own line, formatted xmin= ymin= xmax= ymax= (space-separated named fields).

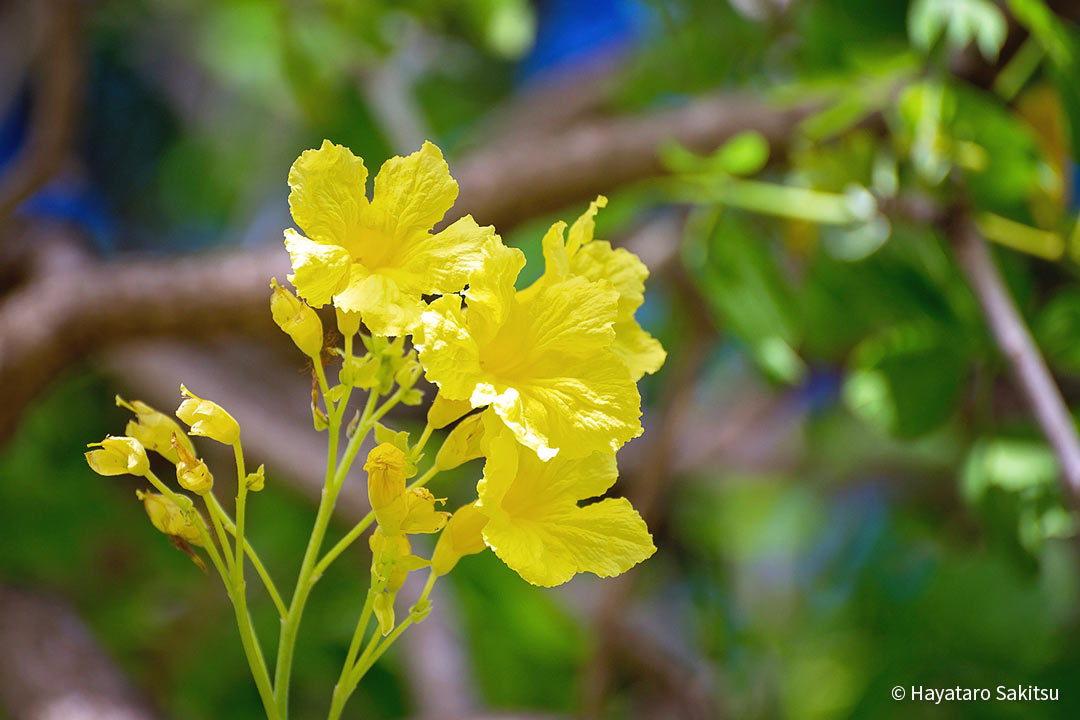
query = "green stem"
xmin=210 ymin=493 xmax=287 ymax=619
xmin=348 ymin=572 xmax=437 ymax=689
xmin=204 ymin=493 xmax=236 ymax=576
xmin=414 ymin=422 xmax=434 ymax=455
xmin=273 ymin=407 xmax=343 ymax=717
xmin=146 ymin=470 xmax=279 ymax=720
xmin=274 ymin=385 xmax=409 ymax=717
xmin=326 ymin=586 xmax=379 ymax=720
xmin=229 ymin=442 xmax=279 ymax=720
xmin=314 ymin=361 xmax=332 ymax=404
xmin=142 ymin=469 xmax=192 ymax=511
xmin=329 ymin=573 xmax=436 ymax=720
xmin=233 ymin=443 xmax=248 ymax=583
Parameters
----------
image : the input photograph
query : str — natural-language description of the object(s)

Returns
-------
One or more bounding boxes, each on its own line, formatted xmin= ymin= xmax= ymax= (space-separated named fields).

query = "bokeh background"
xmin=5 ymin=1 xmax=1080 ymax=719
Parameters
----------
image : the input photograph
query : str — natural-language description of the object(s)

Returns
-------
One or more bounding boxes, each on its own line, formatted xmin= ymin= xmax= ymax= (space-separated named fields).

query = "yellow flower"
xmin=365 ymin=443 xmax=449 ymax=535
xmin=176 ymin=385 xmax=240 ymax=445
xmin=270 ymin=277 xmax=324 ymax=358
xmin=519 ymin=196 xmax=666 ymax=380
xmin=116 ymin=395 xmax=193 ymax=465
xmin=417 ymin=240 xmax=642 ymax=460
xmin=85 ymin=436 xmax=149 ymax=477
xmin=476 ymin=419 xmax=655 ymax=587
xmin=136 ymin=489 xmax=205 ymax=547
xmin=284 ymin=140 xmax=496 ymax=337
xmin=431 ymin=502 xmax=489 ymax=576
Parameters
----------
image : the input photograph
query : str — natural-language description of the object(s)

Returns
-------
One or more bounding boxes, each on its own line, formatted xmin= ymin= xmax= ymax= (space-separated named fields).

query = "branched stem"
xmin=328 ymin=572 xmax=437 ymax=720
xmin=209 ymin=492 xmax=287 ymax=619
xmin=273 ymin=385 xmax=406 ymax=717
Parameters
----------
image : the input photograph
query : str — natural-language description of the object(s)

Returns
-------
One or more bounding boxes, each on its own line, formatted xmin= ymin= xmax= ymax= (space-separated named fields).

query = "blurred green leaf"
xmin=843 ymin=322 xmax=968 ymax=437
xmin=686 ymin=211 xmax=804 ymax=383
xmin=908 ymin=0 xmax=1007 ymax=61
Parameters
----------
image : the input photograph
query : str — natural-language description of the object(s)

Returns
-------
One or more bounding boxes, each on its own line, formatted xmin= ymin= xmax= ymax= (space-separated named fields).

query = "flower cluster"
xmin=285 ymin=139 xmax=665 ymax=586
xmin=84 ymin=139 xmax=665 ymax=720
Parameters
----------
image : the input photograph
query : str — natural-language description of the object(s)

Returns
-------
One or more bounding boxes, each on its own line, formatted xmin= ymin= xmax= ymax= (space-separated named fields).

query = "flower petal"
xmin=566 ymin=194 xmax=607 ymax=254
xmin=479 ymin=350 xmax=642 ymax=460
xmin=288 ymin=140 xmax=369 ymax=250
xmin=334 ymin=267 xmax=425 ymax=337
xmin=284 ymin=228 xmax=351 ymax=307
xmin=570 ymin=241 xmax=647 ymax=320
xmin=611 ymin=319 xmax=667 ymax=381
xmin=372 ymin=141 xmax=458 ymax=237
xmin=395 ymin=215 xmax=497 ymax=295
xmin=464 ymin=240 xmax=526 ymax=345
xmin=417 ymin=295 xmax=484 ymax=400
xmin=477 ymin=431 xmax=654 ymax=587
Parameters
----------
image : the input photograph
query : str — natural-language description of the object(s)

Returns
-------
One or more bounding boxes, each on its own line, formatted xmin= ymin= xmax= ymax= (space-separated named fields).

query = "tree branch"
xmin=951 ymin=211 xmax=1080 ymax=507
xmin=0 ymin=0 xmax=83 ymax=221
xmin=0 ymin=94 xmax=810 ymax=442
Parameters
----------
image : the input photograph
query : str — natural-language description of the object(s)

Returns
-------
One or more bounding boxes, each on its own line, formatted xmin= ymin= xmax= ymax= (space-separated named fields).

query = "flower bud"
xmin=336 ymin=307 xmax=361 ymax=338
xmin=435 ymin=413 xmax=485 ymax=471
xmin=369 ymin=528 xmax=429 ymax=634
xmin=136 ymin=489 xmax=205 ymax=546
xmin=85 ymin=436 xmax=149 ymax=477
xmin=394 ymin=353 xmax=422 ymax=389
xmin=270 ymin=277 xmax=324 ymax=358
xmin=176 ymin=385 xmax=240 ymax=445
xmin=427 ymin=393 xmax=472 ymax=429
xmin=116 ymin=395 xmax=194 ymax=464
xmin=246 ymin=464 xmax=266 ymax=492
xmin=172 ymin=436 xmax=213 ymax=495
xmin=366 ymin=443 xmax=407 ymax=528
xmin=432 ymin=503 xmax=489 ymax=576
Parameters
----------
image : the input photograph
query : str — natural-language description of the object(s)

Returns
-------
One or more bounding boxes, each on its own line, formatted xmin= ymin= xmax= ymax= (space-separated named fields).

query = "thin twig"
xmin=951 ymin=210 xmax=1080 ymax=507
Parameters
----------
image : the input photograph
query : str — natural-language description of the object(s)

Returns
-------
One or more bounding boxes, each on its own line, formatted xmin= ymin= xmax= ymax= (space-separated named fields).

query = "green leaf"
xmin=962 ymin=438 xmax=1059 ymax=502
xmin=713 ymin=131 xmax=770 ymax=176
xmin=843 ymin=323 xmax=968 ymax=437
xmin=687 ymin=211 xmax=803 ymax=383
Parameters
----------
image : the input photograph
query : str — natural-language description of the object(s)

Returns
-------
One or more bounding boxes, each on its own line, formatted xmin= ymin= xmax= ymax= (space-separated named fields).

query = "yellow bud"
xmin=427 ymin=393 xmax=473 ymax=429
xmin=394 ymin=353 xmax=422 ymax=389
xmin=85 ymin=436 xmax=149 ymax=477
xmin=432 ymin=503 xmax=489 ymax=576
xmin=336 ymin=307 xmax=361 ymax=338
xmin=172 ymin=436 xmax=213 ymax=495
xmin=366 ymin=443 xmax=407 ymax=506
xmin=246 ymin=464 xmax=266 ymax=492
xmin=369 ymin=528 xmax=429 ymax=635
xmin=435 ymin=413 xmax=485 ymax=471
xmin=136 ymin=489 xmax=205 ymax=546
xmin=270 ymin=278 xmax=324 ymax=358
xmin=117 ymin=395 xmax=194 ymax=464
xmin=176 ymin=385 xmax=240 ymax=445
xmin=365 ymin=443 xmax=407 ymax=530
